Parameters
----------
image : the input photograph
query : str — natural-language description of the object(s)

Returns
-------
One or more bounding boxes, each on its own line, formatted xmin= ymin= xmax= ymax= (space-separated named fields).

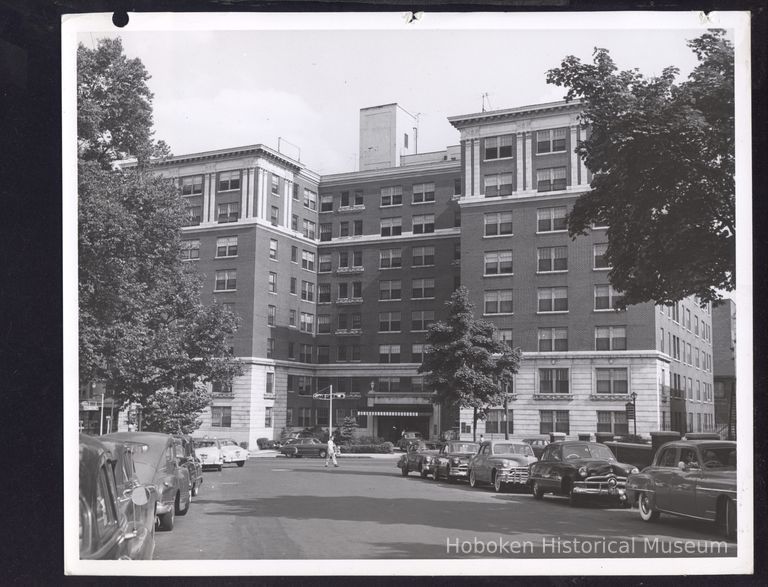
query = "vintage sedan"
xmin=103 ymin=431 xmax=192 ymax=530
xmin=280 ymin=437 xmax=330 ymax=458
xmin=522 ymin=437 xmax=551 ymax=460
xmin=193 ymin=438 xmax=224 ymax=471
xmin=397 ymin=441 xmax=442 ymax=477
xmin=468 ymin=440 xmax=537 ymax=492
xmin=218 ymin=438 xmax=249 ymax=467
xmin=626 ymin=440 xmax=737 ymax=538
xmin=79 ymin=434 xmax=155 ymax=560
xmin=528 ymin=441 xmax=639 ymax=506
xmin=174 ymin=435 xmax=203 ymax=495
xmin=432 ymin=441 xmax=480 ymax=482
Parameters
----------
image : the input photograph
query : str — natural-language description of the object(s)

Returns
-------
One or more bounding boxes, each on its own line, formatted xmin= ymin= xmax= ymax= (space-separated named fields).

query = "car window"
xmin=195 ymin=440 xmax=217 ymax=448
xmin=95 ymin=465 xmax=117 ymax=532
xmin=492 ymin=444 xmax=533 ymax=456
xmin=449 ymin=443 xmax=479 ymax=454
xmin=700 ymin=447 xmax=736 ymax=468
xmin=658 ymin=447 xmax=677 ymax=467
xmin=680 ymin=448 xmax=700 ymax=468
xmin=547 ymin=447 xmax=561 ymax=461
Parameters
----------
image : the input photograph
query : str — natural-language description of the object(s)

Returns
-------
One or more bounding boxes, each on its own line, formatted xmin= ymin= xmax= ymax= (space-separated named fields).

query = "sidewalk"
xmin=249 ymin=450 xmax=400 ymax=460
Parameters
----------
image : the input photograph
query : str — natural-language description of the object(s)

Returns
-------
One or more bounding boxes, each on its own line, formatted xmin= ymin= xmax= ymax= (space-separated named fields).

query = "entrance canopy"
xmin=358 ymin=410 xmax=425 ymax=417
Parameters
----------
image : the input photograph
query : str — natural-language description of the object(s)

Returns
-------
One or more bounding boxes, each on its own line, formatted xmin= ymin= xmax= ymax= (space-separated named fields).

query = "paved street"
xmin=154 ymin=456 xmax=737 ymax=559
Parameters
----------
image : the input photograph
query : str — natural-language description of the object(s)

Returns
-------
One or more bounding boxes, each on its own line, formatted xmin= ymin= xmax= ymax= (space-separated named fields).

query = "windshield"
xmin=563 ymin=444 xmax=616 ymax=461
xmin=448 ymin=443 xmax=479 ymax=454
xmin=220 ymin=440 xmax=237 ymax=447
xmin=492 ymin=444 xmax=534 ymax=456
xmin=194 ymin=440 xmax=217 ymax=448
xmin=701 ymin=447 xmax=737 ymax=468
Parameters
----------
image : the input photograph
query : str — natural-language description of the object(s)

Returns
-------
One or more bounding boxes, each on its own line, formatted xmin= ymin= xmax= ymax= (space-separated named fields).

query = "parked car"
xmin=103 ymin=431 xmax=192 ymax=530
xmin=468 ymin=440 xmax=537 ymax=492
xmin=193 ymin=438 xmax=224 ymax=471
xmin=173 ymin=435 xmax=203 ymax=496
xmin=528 ymin=441 xmax=639 ymax=506
xmin=397 ymin=431 xmax=423 ymax=452
xmin=79 ymin=434 xmax=155 ymax=559
xmin=522 ymin=437 xmax=550 ymax=460
xmin=433 ymin=441 xmax=480 ymax=482
xmin=217 ymin=438 xmax=249 ymax=467
xmin=280 ymin=437 xmax=330 ymax=458
xmin=626 ymin=440 xmax=737 ymax=538
xmin=397 ymin=441 xmax=442 ymax=477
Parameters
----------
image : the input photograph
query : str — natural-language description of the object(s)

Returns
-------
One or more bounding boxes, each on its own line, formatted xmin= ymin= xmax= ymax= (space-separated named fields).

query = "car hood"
xmin=487 ymin=455 xmax=537 ymax=466
xmin=444 ymin=452 xmax=475 ymax=459
xmin=568 ymin=459 xmax=635 ymax=475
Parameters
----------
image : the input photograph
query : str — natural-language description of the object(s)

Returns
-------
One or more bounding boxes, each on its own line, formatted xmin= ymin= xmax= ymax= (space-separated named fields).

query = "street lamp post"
xmin=631 ymin=392 xmax=638 ymax=437
xmin=503 ymin=385 xmax=509 ymax=440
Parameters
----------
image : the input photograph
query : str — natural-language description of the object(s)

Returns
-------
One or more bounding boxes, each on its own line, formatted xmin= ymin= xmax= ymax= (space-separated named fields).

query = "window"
xmin=317 ymin=314 xmax=331 ymax=334
xmin=304 ymin=189 xmax=317 ymax=210
xmin=538 ymin=287 xmax=568 ymax=312
xmin=411 ymin=278 xmax=435 ymax=299
xmin=411 ymin=310 xmax=435 ymax=331
xmin=215 ymin=270 xmax=237 ymax=291
xmin=267 ymin=305 xmax=276 ymax=326
xmin=218 ymin=202 xmax=240 ymax=223
xmin=183 ymin=204 xmax=202 ymax=226
xmin=597 ymin=411 xmax=628 ymax=435
xmin=378 ymin=377 xmax=401 ymax=393
xmin=412 ymin=183 xmax=435 ymax=203
xmin=316 ymin=283 xmax=331 ymax=303
xmin=338 ymin=344 xmax=361 ymax=362
xmin=695 ymin=348 xmax=700 ymax=369
xmin=338 ymin=251 xmax=350 ymax=268
xmin=381 ymin=217 xmax=402 ymax=237
xmin=181 ymin=239 xmax=200 ymax=261
xmin=213 ymin=236 xmax=237 ymax=258
xmin=537 ymin=206 xmax=567 ymax=232
xmin=297 ymin=407 xmax=311 ymax=427
xmin=180 ymin=175 xmax=203 ymax=195
xmin=337 ymin=282 xmax=348 ymax=299
xmin=264 ymin=406 xmax=273 ymax=428
xmin=267 ymin=238 xmax=278 ymax=260
xmin=596 ymin=368 xmax=628 ymax=394
xmin=379 ymin=311 xmax=401 ymax=332
xmin=291 ymin=183 xmax=300 ymax=201
xmin=218 ymin=170 xmax=241 ymax=191
xmin=412 ymin=377 xmax=426 ymax=394
xmin=316 ymin=346 xmax=330 ymax=364
xmin=412 ymin=214 xmax=435 ymax=234
xmin=381 ymin=186 xmax=402 ymax=207
xmin=484 ymin=212 xmax=513 ymax=236
xmin=301 ymin=280 xmax=315 ymax=301
xmin=290 ymin=246 xmax=298 ymax=263
xmin=694 ymin=315 xmax=700 ymax=336
xmin=352 ymin=281 xmax=362 ymax=298
xmin=300 ymin=312 xmax=314 ymax=333
xmin=354 ymin=191 xmax=364 ymax=206
xmin=211 ymin=406 xmax=232 ymax=427
xmin=380 ymin=248 xmax=402 ymax=269
xmin=537 ymin=246 xmax=568 ymax=272
xmin=299 ymin=344 xmax=313 ymax=363
xmin=318 ymin=253 xmax=332 ymax=273
xmin=496 ymin=329 xmax=513 ymax=348
xmin=485 ymin=135 xmax=514 ymax=160
xmin=595 ymin=326 xmax=627 ymax=351
xmin=660 ymin=327 xmax=665 ymax=352
xmin=536 ymin=167 xmax=567 ymax=192
xmin=379 ymin=344 xmax=401 ymax=363
xmin=320 ymin=194 xmax=333 ymax=212
xmin=301 ymin=219 xmax=316 ymax=239
xmin=686 ymin=308 xmax=692 ymax=330
xmin=593 ymin=243 xmax=610 ymax=269
xmin=454 ymin=209 xmax=461 ymax=228
xmin=301 ymin=251 xmax=315 ymax=271
xmin=212 ymin=380 xmax=232 ymax=395
xmin=540 ymin=410 xmax=569 ymax=434
xmin=289 ymin=310 xmax=296 ymax=327
xmin=403 ymin=133 xmax=409 ymax=148
xmin=538 ymin=328 xmax=568 ymax=351
xmin=539 ymin=368 xmax=570 ymax=394
xmin=484 ymin=290 xmax=513 ymax=314
xmin=536 ymin=128 xmax=567 ymax=154
xmin=484 ymin=250 xmax=513 ymax=275
xmin=270 ymin=206 xmax=280 ymax=226
xmin=291 ymin=215 xmax=298 ymax=231
xmin=379 ymin=279 xmax=402 ymax=301
xmin=411 ymin=343 xmax=425 ymax=363
xmin=594 ymin=285 xmax=624 ymax=310
xmin=351 ymin=313 xmax=361 ymax=329
xmin=484 ymin=173 xmax=514 ymax=197
xmin=268 ymin=272 xmax=277 ymax=293
xmin=266 ymin=338 xmax=274 ymax=358
xmin=454 ymin=178 xmax=462 ymax=196
xmin=485 ymin=409 xmax=512 ymax=434
xmin=412 ymin=246 xmax=435 ymax=266
xmin=289 ymin=277 xmax=297 ymax=295
xmin=320 ymin=223 xmax=332 ymax=242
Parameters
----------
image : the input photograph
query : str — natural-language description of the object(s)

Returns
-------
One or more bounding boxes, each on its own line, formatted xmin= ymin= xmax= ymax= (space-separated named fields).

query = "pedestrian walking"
xmin=325 ymin=437 xmax=339 ymax=467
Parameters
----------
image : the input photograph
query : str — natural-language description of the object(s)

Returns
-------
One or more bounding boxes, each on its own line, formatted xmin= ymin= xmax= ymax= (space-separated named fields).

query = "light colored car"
xmin=626 ymin=440 xmax=737 ymax=538
xmin=469 ymin=440 xmax=537 ymax=493
xmin=192 ymin=438 xmax=224 ymax=471
xmin=217 ymin=438 xmax=249 ymax=467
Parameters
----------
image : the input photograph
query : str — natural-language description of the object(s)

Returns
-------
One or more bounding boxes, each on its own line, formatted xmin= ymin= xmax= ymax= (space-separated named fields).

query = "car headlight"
xmin=578 ymin=466 xmax=588 ymax=478
xmin=629 ymin=467 xmax=639 ymax=475
xmin=425 ymin=456 xmax=433 ymax=463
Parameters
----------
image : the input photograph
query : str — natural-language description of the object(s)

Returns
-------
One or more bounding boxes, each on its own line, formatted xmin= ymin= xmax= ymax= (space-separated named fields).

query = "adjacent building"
xmin=712 ymin=299 xmax=737 ymax=439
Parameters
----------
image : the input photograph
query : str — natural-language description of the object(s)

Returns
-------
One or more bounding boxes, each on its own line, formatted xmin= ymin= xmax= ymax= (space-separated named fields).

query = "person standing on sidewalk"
xmin=325 ymin=437 xmax=339 ymax=467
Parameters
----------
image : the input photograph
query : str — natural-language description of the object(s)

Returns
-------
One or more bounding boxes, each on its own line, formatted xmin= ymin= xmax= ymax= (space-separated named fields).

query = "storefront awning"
xmin=357 ymin=410 xmax=429 ymax=417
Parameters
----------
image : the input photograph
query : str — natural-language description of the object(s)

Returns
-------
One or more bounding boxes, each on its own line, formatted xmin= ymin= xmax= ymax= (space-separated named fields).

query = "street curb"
xmin=252 ymin=453 xmax=400 ymax=460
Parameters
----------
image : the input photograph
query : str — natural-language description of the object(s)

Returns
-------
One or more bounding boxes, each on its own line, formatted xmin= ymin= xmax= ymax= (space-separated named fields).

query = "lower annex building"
xmin=105 ymin=100 xmax=716 ymax=448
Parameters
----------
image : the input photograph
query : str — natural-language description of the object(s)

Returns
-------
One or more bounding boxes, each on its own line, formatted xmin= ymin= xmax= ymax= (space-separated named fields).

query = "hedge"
xmin=339 ymin=442 xmax=394 ymax=454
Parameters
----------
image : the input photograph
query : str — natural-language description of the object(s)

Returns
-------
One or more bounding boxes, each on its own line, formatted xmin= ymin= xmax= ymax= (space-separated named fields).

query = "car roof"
xmin=102 ymin=431 xmax=172 ymax=465
xmin=485 ymin=439 xmax=527 ymax=446
xmin=663 ymin=440 xmax=735 ymax=449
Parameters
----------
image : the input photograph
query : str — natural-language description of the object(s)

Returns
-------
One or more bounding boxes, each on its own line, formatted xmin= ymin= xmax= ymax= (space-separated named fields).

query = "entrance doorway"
xmin=378 ymin=416 xmax=430 ymax=443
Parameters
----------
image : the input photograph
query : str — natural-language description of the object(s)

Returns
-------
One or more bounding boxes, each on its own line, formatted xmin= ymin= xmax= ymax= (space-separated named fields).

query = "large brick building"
xmin=99 ymin=100 xmax=717 ymax=447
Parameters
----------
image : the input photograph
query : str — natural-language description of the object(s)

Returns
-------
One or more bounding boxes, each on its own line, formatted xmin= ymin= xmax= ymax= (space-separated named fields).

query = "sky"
xmin=74 ymin=14 xmax=720 ymax=175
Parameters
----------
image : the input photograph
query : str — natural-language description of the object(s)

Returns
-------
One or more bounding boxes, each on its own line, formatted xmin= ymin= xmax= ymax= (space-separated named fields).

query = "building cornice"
xmin=319 ymin=227 xmax=461 ymax=248
xmin=448 ymin=99 xmax=583 ymax=129
xmin=457 ymin=187 xmax=591 ymax=208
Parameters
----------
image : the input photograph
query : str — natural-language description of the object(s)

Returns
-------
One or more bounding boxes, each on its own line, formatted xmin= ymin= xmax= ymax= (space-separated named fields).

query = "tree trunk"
xmin=472 ymin=406 xmax=478 ymax=442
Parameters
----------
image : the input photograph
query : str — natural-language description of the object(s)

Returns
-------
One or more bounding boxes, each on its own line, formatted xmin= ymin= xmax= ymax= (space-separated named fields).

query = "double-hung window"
xmin=485 ymin=135 xmax=514 ymax=160
xmin=379 ymin=280 xmax=402 ymax=301
xmin=218 ymin=202 xmax=240 ymax=223
xmin=536 ymin=167 xmax=567 ymax=192
xmin=300 ymin=312 xmax=314 ymax=333
xmin=301 ymin=280 xmax=315 ymax=301
xmin=538 ymin=287 xmax=568 ymax=312
xmin=302 ymin=219 xmax=316 ymax=239
xmin=411 ymin=344 xmax=425 ymax=363
xmin=270 ymin=206 xmax=280 ymax=226
xmin=593 ymin=243 xmax=610 ymax=269
xmin=317 ymin=315 xmax=331 ymax=334
xmin=215 ymin=270 xmax=237 ymax=292
xmin=381 ymin=218 xmax=402 ymax=237
xmin=378 ymin=311 xmax=401 ymax=332
xmin=180 ymin=175 xmax=203 ymax=195
xmin=270 ymin=175 xmax=280 ymax=196
xmin=412 ymin=214 xmax=435 ymax=234
xmin=411 ymin=310 xmax=435 ymax=331
xmin=484 ymin=290 xmax=513 ymax=314
xmin=539 ymin=368 xmax=570 ymax=394
xmin=484 ymin=250 xmax=513 ymax=275
xmin=267 ymin=272 xmax=277 ymax=293
xmin=536 ymin=128 xmax=567 ymax=154
xmin=183 ymin=203 xmax=202 ymax=226
xmin=595 ymin=368 xmax=628 ymax=394
xmin=538 ymin=328 xmax=568 ymax=352
xmin=317 ymin=283 xmax=331 ymax=303
xmin=320 ymin=194 xmax=333 ymax=212
xmin=379 ymin=344 xmax=401 ymax=364
xmin=211 ymin=406 xmax=232 ymax=428
xmin=267 ymin=305 xmax=276 ymax=326
xmin=381 ymin=186 xmax=402 ymax=207
xmin=540 ymin=410 xmax=569 ymax=434
xmin=218 ymin=170 xmax=241 ymax=191
xmin=319 ymin=223 xmax=332 ymax=242
xmin=181 ymin=239 xmax=200 ymax=261
xmin=412 ymin=183 xmax=435 ymax=203
xmin=484 ymin=212 xmax=513 ymax=236
xmin=537 ymin=206 xmax=567 ymax=232
xmin=484 ymin=173 xmax=514 ymax=197
xmin=303 ymin=189 xmax=317 ymax=210
xmin=595 ymin=326 xmax=627 ymax=350
xmin=301 ymin=251 xmax=315 ymax=271
xmin=268 ymin=239 xmax=278 ymax=260
xmin=379 ymin=248 xmax=402 ymax=269
xmin=594 ymin=284 xmax=624 ymax=310
xmin=537 ymin=246 xmax=568 ymax=272
xmin=411 ymin=278 xmax=435 ymax=299
xmin=597 ymin=411 xmax=628 ymax=435
xmin=318 ymin=253 xmax=332 ymax=273
xmin=412 ymin=246 xmax=435 ymax=267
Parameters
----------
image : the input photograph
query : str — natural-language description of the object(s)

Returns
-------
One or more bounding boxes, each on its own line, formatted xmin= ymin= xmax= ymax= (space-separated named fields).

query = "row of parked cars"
xmin=78 ymin=432 xmax=250 ymax=560
xmin=397 ymin=437 xmax=738 ymax=539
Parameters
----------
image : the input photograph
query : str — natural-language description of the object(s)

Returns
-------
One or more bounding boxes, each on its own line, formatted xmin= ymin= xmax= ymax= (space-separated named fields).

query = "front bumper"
xmin=448 ymin=466 xmax=469 ymax=478
xmin=497 ymin=467 xmax=529 ymax=485
xmin=573 ymin=475 xmax=628 ymax=499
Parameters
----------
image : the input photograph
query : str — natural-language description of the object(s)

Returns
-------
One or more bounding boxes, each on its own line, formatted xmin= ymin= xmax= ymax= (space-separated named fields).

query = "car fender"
xmin=625 ymin=472 xmax=655 ymax=501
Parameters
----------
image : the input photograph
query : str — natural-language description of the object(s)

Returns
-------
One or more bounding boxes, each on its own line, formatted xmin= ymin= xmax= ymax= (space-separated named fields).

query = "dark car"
xmin=279 ymin=437 xmax=330 ymax=458
xmin=103 ymin=431 xmax=192 ymax=530
xmin=397 ymin=431 xmax=423 ymax=452
xmin=433 ymin=441 xmax=480 ymax=482
xmin=522 ymin=437 xmax=550 ymax=460
xmin=79 ymin=434 xmax=155 ymax=560
xmin=626 ymin=440 xmax=737 ymax=538
xmin=397 ymin=441 xmax=442 ymax=477
xmin=468 ymin=440 xmax=537 ymax=492
xmin=528 ymin=441 xmax=639 ymax=506
xmin=174 ymin=435 xmax=203 ymax=496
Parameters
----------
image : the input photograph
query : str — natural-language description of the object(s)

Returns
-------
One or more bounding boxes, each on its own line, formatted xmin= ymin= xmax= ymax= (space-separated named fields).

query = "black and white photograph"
xmin=62 ymin=11 xmax=753 ymax=575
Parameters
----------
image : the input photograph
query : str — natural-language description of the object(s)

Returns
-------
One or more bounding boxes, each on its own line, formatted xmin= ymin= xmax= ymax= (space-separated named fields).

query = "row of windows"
xmin=480 ymin=244 xmax=609 ymax=275
xmin=377 ymin=310 xmax=435 ymax=332
xmin=481 ymin=409 xmax=628 ymax=436
xmin=321 ymin=181 xmax=462 ymax=213
xmin=482 ymin=128 xmax=567 ymax=161
xmin=670 ymin=375 xmax=715 ymax=402
xmin=481 ymin=167 xmax=568 ymax=197
xmin=660 ymin=329 xmax=713 ymax=371
xmin=379 ymin=215 xmax=436 ymax=236
xmin=482 ymin=285 xmax=624 ymax=315
xmin=661 ymin=302 xmax=712 ymax=342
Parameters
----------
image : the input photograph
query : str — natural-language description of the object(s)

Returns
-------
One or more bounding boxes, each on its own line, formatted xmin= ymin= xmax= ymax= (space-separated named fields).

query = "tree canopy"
xmin=419 ymin=287 xmax=522 ymax=440
xmin=141 ymin=384 xmax=213 ymax=435
xmin=546 ymin=30 xmax=734 ymax=306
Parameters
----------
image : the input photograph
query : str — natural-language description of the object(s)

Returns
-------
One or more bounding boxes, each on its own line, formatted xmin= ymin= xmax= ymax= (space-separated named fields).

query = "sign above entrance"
xmin=313 ymin=393 xmax=346 ymax=400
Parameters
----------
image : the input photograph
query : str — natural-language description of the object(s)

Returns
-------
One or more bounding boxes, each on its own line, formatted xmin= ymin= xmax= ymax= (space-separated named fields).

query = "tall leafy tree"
xmin=546 ymin=30 xmax=734 ymax=305
xmin=419 ymin=287 xmax=522 ymax=441
xmin=141 ymin=384 xmax=213 ymax=435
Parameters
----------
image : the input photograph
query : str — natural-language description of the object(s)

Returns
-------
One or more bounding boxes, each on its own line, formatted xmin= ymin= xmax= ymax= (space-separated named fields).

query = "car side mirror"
xmin=131 ymin=486 xmax=150 ymax=506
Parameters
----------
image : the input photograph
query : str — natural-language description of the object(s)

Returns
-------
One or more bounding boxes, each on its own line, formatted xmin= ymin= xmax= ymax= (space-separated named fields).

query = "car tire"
xmin=236 ymin=460 xmax=245 ymax=467
xmin=493 ymin=471 xmax=504 ymax=493
xmin=722 ymin=497 xmax=736 ymax=539
xmin=158 ymin=507 xmax=175 ymax=531
xmin=217 ymin=464 xmax=222 ymax=471
xmin=319 ymin=449 xmax=327 ymax=459
xmin=469 ymin=469 xmax=477 ymax=488
xmin=177 ymin=489 xmax=191 ymax=516
xmin=400 ymin=464 xmax=409 ymax=476
xmin=532 ymin=481 xmax=544 ymax=500
xmin=638 ymin=492 xmax=660 ymax=522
